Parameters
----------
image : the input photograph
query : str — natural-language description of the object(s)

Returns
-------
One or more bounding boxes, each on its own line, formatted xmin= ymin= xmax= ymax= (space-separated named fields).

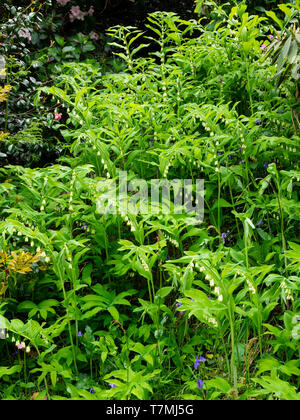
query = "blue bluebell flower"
xmin=194 ymin=355 xmax=206 ymax=370
xmin=176 ymin=302 xmax=183 ymax=310
xmin=197 ymin=379 xmax=204 ymax=389
xmin=221 ymin=233 xmax=227 ymax=243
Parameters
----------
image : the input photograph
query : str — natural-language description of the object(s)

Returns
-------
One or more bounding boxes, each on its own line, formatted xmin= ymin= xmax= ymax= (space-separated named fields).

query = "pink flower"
xmin=89 ymin=31 xmax=100 ymax=41
xmin=69 ymin=5 xmax=95 ymax=22
xmin=69 ymin=5 xmax=86 ymax=22
xmin=54 ymin=113 xmax=62 ymax=121
xmin=18 ymin=28 xmax=31 ymax=42
xmin=261 ymin=44 xmax=267 ymax=50
xmin=17 ymin=344 xmax=23 ymax=350
xmin=56 ymin=0 xmax=70 ymax=5
xmin=269 ymin=35 xmax=274 ymax=40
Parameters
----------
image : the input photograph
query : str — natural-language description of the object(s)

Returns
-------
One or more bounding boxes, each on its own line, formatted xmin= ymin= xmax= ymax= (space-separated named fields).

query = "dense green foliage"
xmin=0 ymin=1 xmax=299 ymax=401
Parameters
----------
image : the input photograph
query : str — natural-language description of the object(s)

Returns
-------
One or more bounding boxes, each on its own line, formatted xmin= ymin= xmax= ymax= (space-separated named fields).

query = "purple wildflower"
xmin=197 ymin=379 xmax=204 ymax=389
xmin=176 ymin=302 xmax=183 ymax=310
xmin=221 ymin=233 xmax=227 ymax=243
xmin=109 ymin=383 xmax=117 ymax=388
xmin=89 ymin=387 xmax=96 ymax=394
xmin=264 ymin=162 xmax=269 ymax=170
xmin=195 ymin=355 xmax=206 ymax=369
xmin=77 ymin=331 xmax=83 ymax=337
xmin=81 ymin=223 xmax=88 ymax=231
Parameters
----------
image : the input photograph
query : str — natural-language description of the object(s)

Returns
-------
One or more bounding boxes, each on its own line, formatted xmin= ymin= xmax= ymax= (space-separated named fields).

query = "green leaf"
xmin=54 ymin=35 xmax=65 ymax=47
xmin=0 ymin=365 xmax=22 ymax=379
xmin=211 ymin=198 xmax=232 ymax=210
xmin=156 ymin=287 xmax=173 ymax=298
xmin=206 ymin=377 xmax=231 ymax=394
xmin=50 ymin=371 xmax=57 ymax=387
xmin=17 ymin=301 xmax=37 ymax=311
xmin=107 ymin=306 xmax=119 ymax=321
xmin=265 ymin=11 xmax=283 ymax=30
xmin=256 ymin=356 xmax=280 ymax=375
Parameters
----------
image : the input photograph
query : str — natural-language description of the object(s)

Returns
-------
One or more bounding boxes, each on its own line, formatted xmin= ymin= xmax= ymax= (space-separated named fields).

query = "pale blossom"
xmin=18 ymin=28 xmax=31 ymax=42
xmin=69 ymin=5 xmax=95 ymax=22
xmin=69 ymin=6 xmax=86 ymax=22
xmin=89 ymin=31 xmax=100 ymax=41
xmin=56 ymin=0 xmax=70 ymax=5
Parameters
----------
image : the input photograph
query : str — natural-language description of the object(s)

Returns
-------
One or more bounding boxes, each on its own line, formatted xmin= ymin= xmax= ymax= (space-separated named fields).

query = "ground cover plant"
xmin=0 ymin=0 xmax=299 ymax=401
